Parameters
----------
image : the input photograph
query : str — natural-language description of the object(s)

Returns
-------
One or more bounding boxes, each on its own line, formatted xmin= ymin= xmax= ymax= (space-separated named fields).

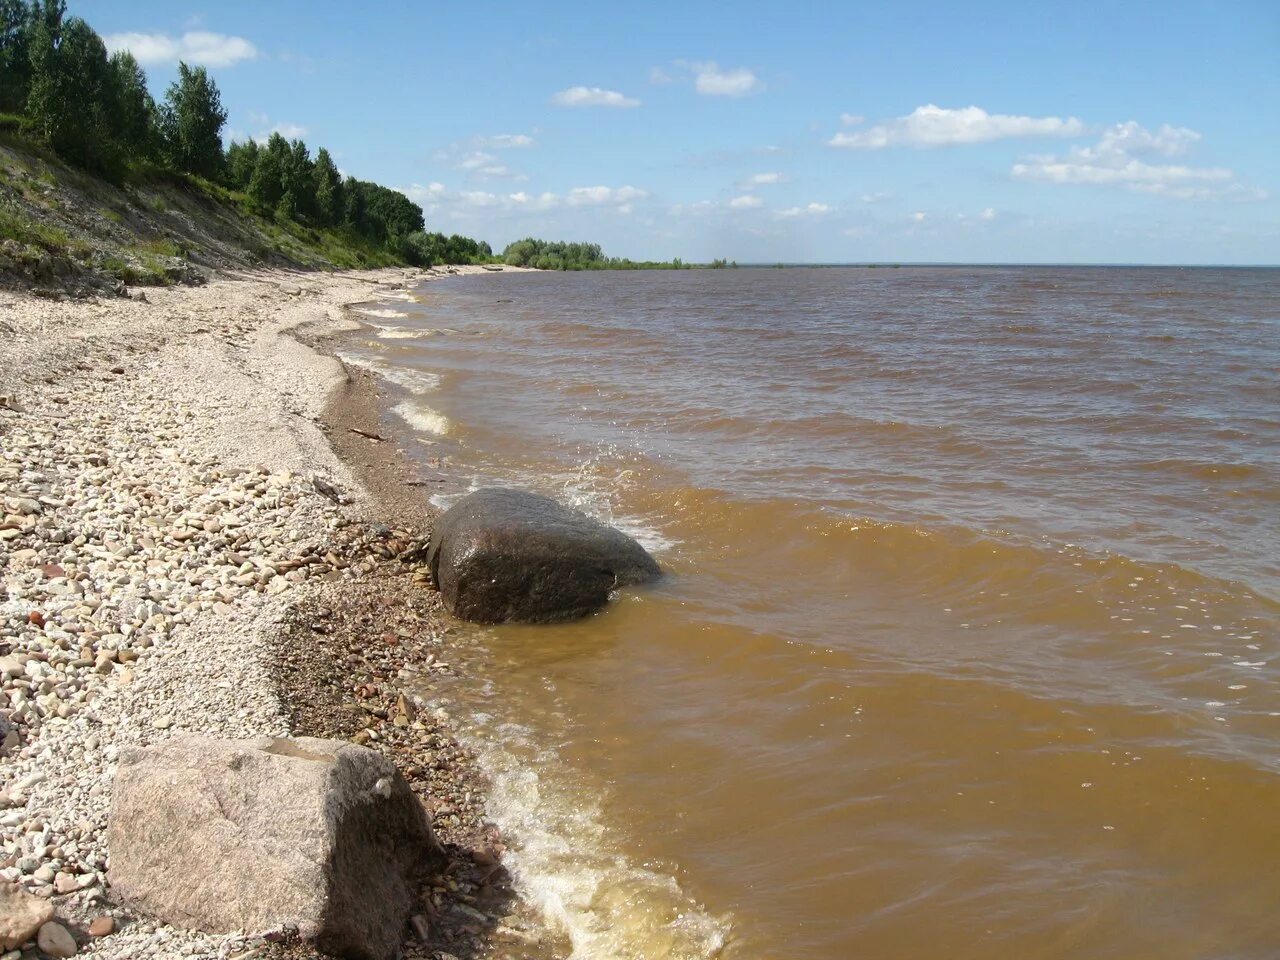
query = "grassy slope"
xmin=0 ymin=132 xmax=405 ymax=294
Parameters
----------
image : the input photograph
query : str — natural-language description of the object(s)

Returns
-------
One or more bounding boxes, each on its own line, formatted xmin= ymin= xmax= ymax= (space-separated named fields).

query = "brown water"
xmin=343 ymin=267 xmax=1280 ymax=959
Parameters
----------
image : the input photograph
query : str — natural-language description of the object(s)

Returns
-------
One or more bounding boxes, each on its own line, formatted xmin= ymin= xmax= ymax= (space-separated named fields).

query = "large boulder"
xmin=0 ymin=881 xmax=54 ymax=950
xmin=107 ymin=736 xmax=443 ymax=960
xmin=426 ymin=487 xmax=661 ymax=623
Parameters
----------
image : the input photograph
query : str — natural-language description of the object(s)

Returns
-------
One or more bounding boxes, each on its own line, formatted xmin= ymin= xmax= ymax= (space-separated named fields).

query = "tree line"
xmin=0 ymin=0 xmax=490 ymax=266
xmin=501 ymin=237 xmax=715 ymax=270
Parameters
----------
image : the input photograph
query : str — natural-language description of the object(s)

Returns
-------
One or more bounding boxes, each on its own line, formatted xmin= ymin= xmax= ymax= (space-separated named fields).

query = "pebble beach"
xmin=0 ymin=267 xmax=550 ymax=959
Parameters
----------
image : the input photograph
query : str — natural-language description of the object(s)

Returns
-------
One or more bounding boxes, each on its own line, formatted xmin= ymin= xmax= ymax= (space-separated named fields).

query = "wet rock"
xmin=107 ymin=735 xmax=443 ymax=960
xmin=426 ymin=487 xmax=660 ymax=623
xmin=0 ymin=881 xmax=54 ymax=949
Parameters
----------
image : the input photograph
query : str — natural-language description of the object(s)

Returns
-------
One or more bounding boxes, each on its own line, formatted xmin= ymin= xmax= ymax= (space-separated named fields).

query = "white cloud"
xmin=456 ymin=151 xmax=526 ymax=181
xmin=269 ymin=122 xmax=307 ymax=140
xmin=552 ymin=86 xmax=641 ymax=108
xmin=745 ymin=172 xmax=786 ymax=186
xmin=505 ymin=191 xmax=560 ymax=211
xmin=776 ymin=203 xmax=831 ymax=218
xmin=478 ymin=133 xmax=535 ymax=149
xmin=830 ymin=104 xmax=1083 ymax=149
xmin=103 ymin=31 xmax=258 ymax=67
xmin=729 ymin=194 xmax=763 ymax=209
xmin=860 ymin=191 xmax=892 ymax=203
xmin=980 ymin=207 xmax=997 ymax=220
xmin=250 ymin=119 xmax=307 ymax=144
xmin=566 ymin=185 xmax=647 ymax=213
xmin=911 ymin=211 xmax=927 ymax=221
xmin=840 ymin=113 xmax=865 ymax=126
xmin=1010 ymin=121 xmax=1260 ymax=200
xmin=693 ymin=62 xmax=760 ymax=97
xmin=649 ymin=67 xmax=673 ymax=85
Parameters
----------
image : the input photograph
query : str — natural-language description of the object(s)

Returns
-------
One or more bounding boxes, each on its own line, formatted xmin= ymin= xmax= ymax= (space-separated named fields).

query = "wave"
xmin=354 ymin=307 xmax=411 ymax=320
xmin=334 ymin=351 xmax=442 ymax=395
xmin=392 ymin=400 xmax=450 ymax=436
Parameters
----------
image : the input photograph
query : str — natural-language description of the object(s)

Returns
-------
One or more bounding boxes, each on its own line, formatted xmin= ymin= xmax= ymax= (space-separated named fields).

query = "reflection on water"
xmin=342 ymin=266 xmax=1280 ymax=959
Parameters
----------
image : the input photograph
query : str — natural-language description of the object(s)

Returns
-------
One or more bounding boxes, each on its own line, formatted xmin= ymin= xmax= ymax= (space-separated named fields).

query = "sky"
xmin=82 ymin=0 xmax=1279 ymax=264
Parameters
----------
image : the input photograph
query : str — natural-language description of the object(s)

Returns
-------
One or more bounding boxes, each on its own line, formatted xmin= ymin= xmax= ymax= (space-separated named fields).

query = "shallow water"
xmin=344 ymin=266 xmax=1280 ymax=959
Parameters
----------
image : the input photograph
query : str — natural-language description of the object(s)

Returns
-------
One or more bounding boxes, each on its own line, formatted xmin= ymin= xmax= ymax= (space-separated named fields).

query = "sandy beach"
xmin=0 ymin=265 xmax=553 ymax=959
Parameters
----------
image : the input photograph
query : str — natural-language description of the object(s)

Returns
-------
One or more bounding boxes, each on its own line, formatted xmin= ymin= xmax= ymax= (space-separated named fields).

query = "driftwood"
xmin=348 ymin=427 xmax=389 ymax=442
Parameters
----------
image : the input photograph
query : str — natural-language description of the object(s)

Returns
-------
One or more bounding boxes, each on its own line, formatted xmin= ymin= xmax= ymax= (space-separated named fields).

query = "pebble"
xmin=0 ymin=272 xmax=427 ymax=958
xmin=36 ymin=920 xmax=77 ymax=958
xmin=88 ymin=916 xmax=114 ymax=937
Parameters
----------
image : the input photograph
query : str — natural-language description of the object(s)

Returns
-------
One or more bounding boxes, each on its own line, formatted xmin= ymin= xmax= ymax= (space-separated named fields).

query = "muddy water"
xmin=344 ymin=267 xmax=1280 ymax=959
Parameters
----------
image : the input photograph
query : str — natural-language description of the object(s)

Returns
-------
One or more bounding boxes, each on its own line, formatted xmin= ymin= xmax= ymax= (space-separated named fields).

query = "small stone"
xmin=87 ymin=916 xmax=114 ymax=937
xmin=53 ymin=874 xmax=79 ymax=895
xmin=152 ymin=717 xmax=172 ymax=730
xmin=36 ymin=920 xmax=77 ymax=957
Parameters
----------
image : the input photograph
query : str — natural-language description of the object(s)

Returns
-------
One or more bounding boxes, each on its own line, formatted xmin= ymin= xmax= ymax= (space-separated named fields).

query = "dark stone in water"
xmin=426 ymin=488 xmax=660 ymax=623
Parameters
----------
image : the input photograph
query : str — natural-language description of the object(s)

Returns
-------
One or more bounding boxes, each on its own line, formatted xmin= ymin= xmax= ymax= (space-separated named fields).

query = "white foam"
xmin=354 ymin=307 xmax=410 ymax=320
xmin=376 ymin=328 xmax=427 ymax=340
xmin=393 ymin=400 xmax=450 ymax=436
xmin=469 ymin=726 xmax=731 ymax=960
xmin=334 ymin=352 xmax=442 ymax=395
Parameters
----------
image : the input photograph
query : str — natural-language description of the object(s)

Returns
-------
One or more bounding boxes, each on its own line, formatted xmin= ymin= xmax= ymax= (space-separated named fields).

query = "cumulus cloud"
xmin=552 ymin=86 xmax=640 ymax=108
xmin=566 ymin=185 xmax=647 ymax=213
xmin=776 ymin=203 xmax=831 ymax=218
xmin=247 ymin=115 xmax=307 ymax=144
xmin=980 ymin=207 xmax=997 ymax=220
xmin=103 ymin=31 xmax=258 ymax=67
xmin=693 ymin=62 xmax=760 ymax=97
xmin=744 ymin=172 xmax=786 ymax=186
xmin=457 ymin=151 xmax=526 ymax=181
xmin=1010 ymin=121 xmax=1260 ymax=200
xmin=840 ymin=113 xmax=865 ymax=126
xmin=830 ymin=104 xmax=1083 ymax=149
xmin=728 ymin=194 xmax=763 ymax=209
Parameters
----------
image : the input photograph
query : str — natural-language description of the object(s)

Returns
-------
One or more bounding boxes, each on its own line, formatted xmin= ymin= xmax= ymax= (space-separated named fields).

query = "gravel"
xmin=0 ymin=267 xmax=552 ymax=959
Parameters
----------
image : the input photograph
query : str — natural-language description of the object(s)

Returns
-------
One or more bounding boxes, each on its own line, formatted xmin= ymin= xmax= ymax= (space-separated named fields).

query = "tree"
xmin=312 ymin=147 xmax=342 ymax=226
xmin=247 ymin=132 xmax=288 ymax=211
xmin=225 ymin=138 xmax=259 ymax=190
xmin=283 ymin=138 xmax=314 ymax=219
xmin=159 ymin=61 xmax=226 ymax=178
xmin=0 ymin=0 xmax=33 ymax=114
xmin=106 ymin=50 xmax=157 ymax=161
xmin=26 ymin=8 xmax=120 ymax=175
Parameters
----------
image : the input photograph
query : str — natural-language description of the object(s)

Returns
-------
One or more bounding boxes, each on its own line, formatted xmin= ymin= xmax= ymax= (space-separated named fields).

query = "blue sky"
xmin=85 ymin=0 xmax=1278 ymax=264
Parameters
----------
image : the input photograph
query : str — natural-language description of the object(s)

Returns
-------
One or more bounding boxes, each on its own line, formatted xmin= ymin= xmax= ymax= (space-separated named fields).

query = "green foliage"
xmin=501 ymin=237 xmax=694 ymax=271
xmin=399 ymin=231 xmax=492 ymax=267
xmin=312 ymin=147 xmax=342 ymax=226
xmin=0 ymin=0 xmax=33 ymax=114
xmin=0 ymin=2 xmax=496 ymax=273
xmin=502 ymin=238 xmax=604 ymax=270
xmin=159 ymin=62 xmax=226 ymax=178
xmin=106 ymin=51 xmax=158 ymax=161
xmin=224 ymin=138 xmax=259 ymax=190
xmin=247 ymin=133 xmax=287 ymax=211
xmin=26 ymin=8 xmax=122 ymax=177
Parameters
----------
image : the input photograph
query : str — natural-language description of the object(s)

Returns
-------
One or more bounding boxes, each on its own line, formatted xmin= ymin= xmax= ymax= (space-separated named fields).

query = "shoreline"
xmin=0 ymin=265 xmax=557 ymax=958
